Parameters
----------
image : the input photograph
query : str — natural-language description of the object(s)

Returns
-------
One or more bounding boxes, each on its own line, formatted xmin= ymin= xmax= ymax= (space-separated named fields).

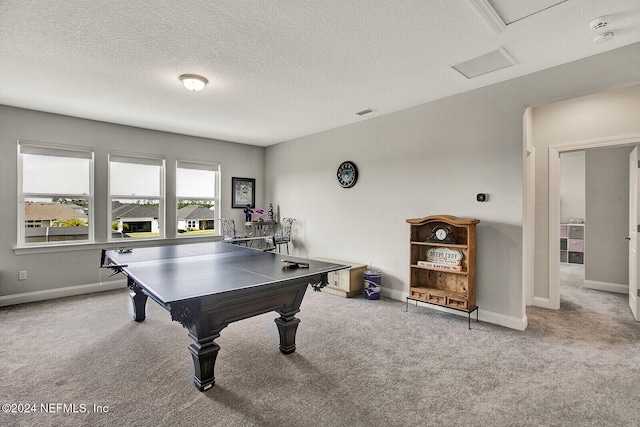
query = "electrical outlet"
xmin=19 ymin=271 xmax=27 ymax=281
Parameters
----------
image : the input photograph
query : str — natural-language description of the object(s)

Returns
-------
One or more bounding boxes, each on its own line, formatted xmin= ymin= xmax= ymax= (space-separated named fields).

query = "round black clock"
xmin=337 ymin=161 xmax=358 ymax=188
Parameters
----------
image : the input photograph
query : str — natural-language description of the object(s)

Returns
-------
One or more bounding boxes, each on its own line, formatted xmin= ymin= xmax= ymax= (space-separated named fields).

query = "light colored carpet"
xmin=0 ymin=264 xmax=639 ymax=426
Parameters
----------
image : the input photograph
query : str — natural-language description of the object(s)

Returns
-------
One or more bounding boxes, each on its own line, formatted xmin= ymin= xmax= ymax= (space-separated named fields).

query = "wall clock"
xmin=337 ymin=161 xmax=358 ymax=188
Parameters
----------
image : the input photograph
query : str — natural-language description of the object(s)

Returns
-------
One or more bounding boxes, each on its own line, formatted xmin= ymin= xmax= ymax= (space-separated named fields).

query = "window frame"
xmin=108 ymin=152 xmax=166 ymax=241
xmin=175 ymin=160 xmax=221 ymax=238
xmin=17 ymin=140 xmax=95 ymax=247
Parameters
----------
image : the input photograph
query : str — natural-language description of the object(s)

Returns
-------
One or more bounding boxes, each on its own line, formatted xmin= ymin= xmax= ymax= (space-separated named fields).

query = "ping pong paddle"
xmin=281 ymin=259 xmax=309 ymax=268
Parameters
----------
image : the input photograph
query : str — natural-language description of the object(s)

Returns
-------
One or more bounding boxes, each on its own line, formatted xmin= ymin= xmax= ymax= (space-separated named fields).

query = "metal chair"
xmin=271 ymin=218 xmax=295 ymax=254
xmin=220 ymin=218 xmax=247 ymax=245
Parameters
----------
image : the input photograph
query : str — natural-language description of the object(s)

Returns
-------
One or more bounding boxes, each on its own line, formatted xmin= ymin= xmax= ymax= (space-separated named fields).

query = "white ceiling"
xmin=1 ymin=0 xmax=640 ymax=147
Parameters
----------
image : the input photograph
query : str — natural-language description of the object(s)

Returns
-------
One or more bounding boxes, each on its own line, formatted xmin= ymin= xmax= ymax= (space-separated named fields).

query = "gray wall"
xmin=0 ymin=106 xmax=265 ymax=300
xmin=266 ymin=87 xmax=524 ymax=326
xmin=585 ymin=146 xmax=632 ymax=286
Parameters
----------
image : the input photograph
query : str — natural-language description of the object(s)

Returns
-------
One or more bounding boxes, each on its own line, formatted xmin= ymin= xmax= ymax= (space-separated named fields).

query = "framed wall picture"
xmin=232 ymin=177 xmax=255 ymax=208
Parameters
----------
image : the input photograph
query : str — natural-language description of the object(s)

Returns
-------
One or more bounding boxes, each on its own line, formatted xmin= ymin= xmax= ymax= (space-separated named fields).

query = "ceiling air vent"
xmin=451 ymin=48 xmax=514 ymax=79
xmin=355 ymin=108 xmax=376 ymax=116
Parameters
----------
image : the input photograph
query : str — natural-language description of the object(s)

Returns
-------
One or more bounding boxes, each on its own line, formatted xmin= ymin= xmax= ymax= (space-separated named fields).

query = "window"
xmin=18 ymin=142 xmax=94 ymax=245
xmin=109 ymin=154 xmax=165 ymax=240
xmin=176 ymin=161 xmax=219 ymax=237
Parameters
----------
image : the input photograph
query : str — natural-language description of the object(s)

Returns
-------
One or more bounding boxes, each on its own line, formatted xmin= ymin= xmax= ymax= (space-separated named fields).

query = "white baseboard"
xmin=530 ymin=295 xmax=555 ymax=309
xmin=0 ymin=279 xmax=127 ymax=307
xmin=382 ymin=287 xmax=528 ymax=331
xmin=583 ymin=280 xmax=628 ymax=294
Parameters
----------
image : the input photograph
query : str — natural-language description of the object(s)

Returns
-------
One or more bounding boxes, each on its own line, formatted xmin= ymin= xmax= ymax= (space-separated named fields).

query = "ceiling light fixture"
xmin=180 ymin=74 xmax=208 ymax=92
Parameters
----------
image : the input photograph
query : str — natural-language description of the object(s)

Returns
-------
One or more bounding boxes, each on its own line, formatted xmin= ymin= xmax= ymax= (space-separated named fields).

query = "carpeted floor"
xmin=0 ymin=264 xmax=639 ymax=427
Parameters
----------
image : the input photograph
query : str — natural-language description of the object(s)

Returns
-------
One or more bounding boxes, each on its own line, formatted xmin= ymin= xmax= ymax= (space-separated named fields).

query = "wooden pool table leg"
xmin=188 ymin=336 xmax=220 ymax=392
xmin=274 ymin=308 xmax=301 ymax=354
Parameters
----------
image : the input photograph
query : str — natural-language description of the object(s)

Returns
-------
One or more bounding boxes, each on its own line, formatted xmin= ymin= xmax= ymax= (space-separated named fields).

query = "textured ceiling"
xmin=1 ymin=0 xmax=640 ymax=146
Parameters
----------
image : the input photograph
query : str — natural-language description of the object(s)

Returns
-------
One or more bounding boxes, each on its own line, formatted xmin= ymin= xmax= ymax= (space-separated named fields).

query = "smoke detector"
xmin=592 ymin=32 xmax=615 ymax=44
xmin=589 ymin=16 xmax=610 ymax=31
xmin=589 ymin=16 xmax=614 ymax=44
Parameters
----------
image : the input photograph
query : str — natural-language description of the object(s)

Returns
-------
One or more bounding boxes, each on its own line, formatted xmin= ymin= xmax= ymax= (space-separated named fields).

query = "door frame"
xmin=629 ymin=147 xmax=639 ymax=320
xmin=546 ymin=134 xmax=640 ymax=309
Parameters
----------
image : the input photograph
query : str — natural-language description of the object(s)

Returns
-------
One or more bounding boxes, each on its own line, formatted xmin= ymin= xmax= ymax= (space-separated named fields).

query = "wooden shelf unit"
xmin=406 ymin=215 xmax=479 ymax=322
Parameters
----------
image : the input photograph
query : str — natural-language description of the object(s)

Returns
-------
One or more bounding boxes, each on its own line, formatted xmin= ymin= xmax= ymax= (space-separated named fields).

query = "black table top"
xmin=102 ymin=242 xmax=347 ymax=304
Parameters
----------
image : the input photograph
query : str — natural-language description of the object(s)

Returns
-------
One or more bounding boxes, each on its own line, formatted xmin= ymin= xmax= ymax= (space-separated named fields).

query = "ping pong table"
xmin=100 ymin=241 xmax=347 ymax=391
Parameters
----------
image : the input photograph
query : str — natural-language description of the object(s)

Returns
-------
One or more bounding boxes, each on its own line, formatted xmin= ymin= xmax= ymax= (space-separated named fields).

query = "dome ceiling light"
xmin=180 ymin=74 xmax=208 ymax=92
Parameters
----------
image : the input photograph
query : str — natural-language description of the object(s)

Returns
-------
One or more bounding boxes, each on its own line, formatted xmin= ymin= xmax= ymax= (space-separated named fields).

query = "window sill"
xmin=14 ymin=235 xmax=224 ymax=255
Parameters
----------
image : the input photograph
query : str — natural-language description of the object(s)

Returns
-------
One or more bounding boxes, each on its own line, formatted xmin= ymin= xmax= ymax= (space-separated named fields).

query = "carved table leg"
xmin=128 ymin=280 xmax=148 ymax=322
xmin=188 ymin=336 xmax=220 ymax=392
xmin=274 ymin=310 xmax=301 ymax=354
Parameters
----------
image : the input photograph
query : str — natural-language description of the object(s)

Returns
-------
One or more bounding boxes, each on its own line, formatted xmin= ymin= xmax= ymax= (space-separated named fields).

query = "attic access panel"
xmin=489 ymin=0 xmax=568 ymax=25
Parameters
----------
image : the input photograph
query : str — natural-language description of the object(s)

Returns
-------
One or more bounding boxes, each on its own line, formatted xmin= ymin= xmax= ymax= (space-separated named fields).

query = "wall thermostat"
xmin=476 ymin=193 xmax=488 ymax=202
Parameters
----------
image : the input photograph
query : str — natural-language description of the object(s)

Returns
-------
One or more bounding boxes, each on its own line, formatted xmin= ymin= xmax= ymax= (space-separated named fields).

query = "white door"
xmin=629 ymin=146 xmax=640 ymax=321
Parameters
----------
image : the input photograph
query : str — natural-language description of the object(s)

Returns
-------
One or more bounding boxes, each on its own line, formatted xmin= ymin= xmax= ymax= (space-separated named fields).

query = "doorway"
xmin=548 ymin=139 xmax=639 ymax=311
xmin=523 ymin=84 xmax=640 ymax=322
